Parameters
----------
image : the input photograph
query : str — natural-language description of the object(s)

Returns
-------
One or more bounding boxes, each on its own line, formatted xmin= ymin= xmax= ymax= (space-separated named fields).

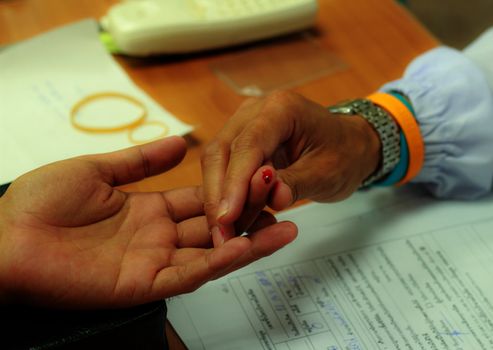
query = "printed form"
xmin=168 ymin=188 xmax=493 ymax=349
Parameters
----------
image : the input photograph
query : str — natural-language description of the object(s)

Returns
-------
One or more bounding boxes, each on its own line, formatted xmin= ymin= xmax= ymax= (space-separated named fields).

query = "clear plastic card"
xmin=210 ymin=32 xmax=346 ymax=96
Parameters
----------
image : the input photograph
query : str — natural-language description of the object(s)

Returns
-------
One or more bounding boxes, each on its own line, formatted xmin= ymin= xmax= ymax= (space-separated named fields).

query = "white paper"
xmin=0 ymin=20 xmax=192 ymax=184
xmin=168 ymin=187 xmax=493 ymax=349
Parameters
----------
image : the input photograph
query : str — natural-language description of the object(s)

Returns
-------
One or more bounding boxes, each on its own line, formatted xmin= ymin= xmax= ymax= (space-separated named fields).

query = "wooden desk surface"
xmin=0 ymin=0 xmax=436 ymax=348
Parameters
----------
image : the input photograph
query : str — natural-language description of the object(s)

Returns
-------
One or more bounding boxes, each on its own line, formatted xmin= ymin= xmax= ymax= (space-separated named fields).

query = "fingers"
xmin=233 ymin=165 xmax=278 ymax=234
xmin=214 ymin=221 xmax=298 ymax=279
xmin=269 ymin=134 xmax=361 ymax=206
xmin=216 ymin=98 xmax=295 ymax=226
xmin=176 ymin=216 xmax=212 ymax=248
xmin=212 ymin=165 xmax=278 ymax=246
xmin=265 ymin=155 xmax=325 ymax=210
xmin=201 ymin=139 xmax=235 ymax=248
xmin=150 ymin=221 xmax=297 ymax=299
xmin=201 ymin=99 xmax=265 ymax=240
xmin=161 ymin=186 xmax=204 ymax=222
xmin=201 ymin=93 xmax=298 ymax=238
xmin=150 ymin=236 xmax=252 ymax=298
xmin=268 ymin=179 xmax=294 ymax=211
xmin=86 ymin=136 xmax=187 ymax=186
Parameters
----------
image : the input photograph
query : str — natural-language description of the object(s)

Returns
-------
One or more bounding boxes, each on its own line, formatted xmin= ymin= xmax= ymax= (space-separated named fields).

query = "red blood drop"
xmin=262 ymin=169 xmax=273 ymax=184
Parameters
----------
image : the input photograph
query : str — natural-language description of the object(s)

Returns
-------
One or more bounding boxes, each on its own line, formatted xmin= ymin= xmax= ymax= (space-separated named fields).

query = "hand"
xmin=0 ymin=137 xmax=297 ymax=309
xmin=201 ymin=91 xmax=381 ymax=244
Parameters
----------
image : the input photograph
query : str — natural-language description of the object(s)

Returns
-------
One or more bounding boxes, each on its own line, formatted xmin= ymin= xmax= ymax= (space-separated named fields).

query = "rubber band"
xmin=70 ymin=92 xmax=147 ymax=133
xmin=367 ymin=92 xmax=424 ymax=185
xmin=389 ymin=90 xmax=416 ymax=116
xmin=128 ymin=120 xmax=169 ymax=144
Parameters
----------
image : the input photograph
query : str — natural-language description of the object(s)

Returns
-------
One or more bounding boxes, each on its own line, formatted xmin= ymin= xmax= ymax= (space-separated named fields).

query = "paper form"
xmin=0 ymin=20 xmax=192 ymax=184
xmin=167 ymin=187 xmax=493 ymax=349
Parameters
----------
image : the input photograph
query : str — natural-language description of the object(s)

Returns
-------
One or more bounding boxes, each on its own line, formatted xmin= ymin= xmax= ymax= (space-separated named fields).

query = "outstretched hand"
xmin=0 ymin=137 xmax=297 ymax=309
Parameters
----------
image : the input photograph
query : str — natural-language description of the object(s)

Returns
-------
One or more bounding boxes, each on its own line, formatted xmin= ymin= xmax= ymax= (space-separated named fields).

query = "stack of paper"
xmin=168 ymin=187 xmax=493 ymax=349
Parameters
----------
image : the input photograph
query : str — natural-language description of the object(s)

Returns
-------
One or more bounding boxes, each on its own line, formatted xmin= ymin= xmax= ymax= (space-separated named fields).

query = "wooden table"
xmin=0 ymin=0 xmax=437 ymax=348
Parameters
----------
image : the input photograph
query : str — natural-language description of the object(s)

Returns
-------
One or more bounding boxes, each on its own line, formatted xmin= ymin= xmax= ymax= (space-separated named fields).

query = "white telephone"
xmin=100 ymin=0 xmax=318 ymax=56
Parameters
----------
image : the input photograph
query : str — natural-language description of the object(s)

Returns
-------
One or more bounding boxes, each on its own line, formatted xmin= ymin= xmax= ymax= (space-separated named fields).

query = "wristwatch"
xmin=328 ymin=99 xmax=400 ymax=186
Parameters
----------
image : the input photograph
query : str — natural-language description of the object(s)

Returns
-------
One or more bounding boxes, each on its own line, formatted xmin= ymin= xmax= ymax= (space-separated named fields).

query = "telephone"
xmin=100 ymin=0 xmax=318 ymax=56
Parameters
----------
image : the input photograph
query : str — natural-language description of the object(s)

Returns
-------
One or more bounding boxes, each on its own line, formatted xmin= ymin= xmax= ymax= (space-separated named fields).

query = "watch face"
xmin=329 ymin=106 xmax=353 ymax=114
xmin=329 ymin=99 xmax=364 ymax=115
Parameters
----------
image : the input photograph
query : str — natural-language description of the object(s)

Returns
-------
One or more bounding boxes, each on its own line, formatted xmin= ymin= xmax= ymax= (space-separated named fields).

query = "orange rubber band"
xmin=70 ymin=92 xmax=147 ymax=133
xmin=367 ymin=92 xmax=424 ymax=185
xmin=128 ymin=120 xmax=169 ymax=144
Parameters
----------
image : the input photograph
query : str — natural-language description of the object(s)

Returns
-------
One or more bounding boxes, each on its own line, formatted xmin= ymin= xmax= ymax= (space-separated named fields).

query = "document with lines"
xmin=168 ymin=187 xmax=493 ymax=350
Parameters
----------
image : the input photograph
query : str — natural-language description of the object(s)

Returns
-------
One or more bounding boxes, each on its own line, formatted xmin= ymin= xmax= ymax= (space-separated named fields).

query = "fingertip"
xmin=216 ymin=199 xmax=230 ymax=222
xmin=140 ymin=136 xmax=188 ymax=170
xmin=268 ymin=180 xmax=294 ymax=210
xmin=253 ymin=165 xmax=277 ymax=187
xmin=217 ymin=165 xmax=278 ymax=227
xmin=212 ymin=224 xmax=236 ymax=247
xmin=169 ymin=135 xmax=188 ymax=152
xmin=215 ymin=197 xmax=243 ymax=226
xmin=145 ymin=135 xmax=186 ymax=153
xmin=248 ymin=165 xmax=278 ymax=208
xmin=163 ymin=135 xmax=186 ymax=144
xmin=260 ymin=167 xmax=274 ymax=186
xmin=269 ymin=221 xmax=298 ymax=244
xmin=279 ymin=221 xmax=298 ymax=242
xmin=247 ymin=221 xmax=298 ymax=257
xmin=96 ymin=135 xmax=189 ymax=186
xmin=209 ymin=235 xmax=252 ymax=269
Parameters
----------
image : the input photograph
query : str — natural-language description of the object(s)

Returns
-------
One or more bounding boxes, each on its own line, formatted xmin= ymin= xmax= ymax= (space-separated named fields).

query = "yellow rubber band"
xmin=127 ymin=120 xmax=169 ymax=144
xmin=367 ymin=92 xmax=424 ymax=185
xmin=70 ymin=92 xmax=147 ymax=133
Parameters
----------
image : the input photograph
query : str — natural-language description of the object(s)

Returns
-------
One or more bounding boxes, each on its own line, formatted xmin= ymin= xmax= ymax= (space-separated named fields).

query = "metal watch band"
xmin=328 ymin=99 xmax=400 ymax=186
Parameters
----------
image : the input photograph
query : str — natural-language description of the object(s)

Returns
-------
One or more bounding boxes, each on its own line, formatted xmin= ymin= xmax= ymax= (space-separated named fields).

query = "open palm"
xmin=0 ymin=137 xmax=297 ymax=309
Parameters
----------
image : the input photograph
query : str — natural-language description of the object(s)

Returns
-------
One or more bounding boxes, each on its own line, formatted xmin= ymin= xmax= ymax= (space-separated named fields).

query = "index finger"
xmin=201 ymin=98 xmax=264 ymax=238
xmin=217 ymin=92 xmax=297 ymax=226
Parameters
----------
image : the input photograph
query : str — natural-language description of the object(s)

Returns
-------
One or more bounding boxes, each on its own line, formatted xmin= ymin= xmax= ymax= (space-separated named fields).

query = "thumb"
xmin=269 ymin=155 xmax=333 ymax=210
xmin=85 ymin=136 xmax=187 ymax=186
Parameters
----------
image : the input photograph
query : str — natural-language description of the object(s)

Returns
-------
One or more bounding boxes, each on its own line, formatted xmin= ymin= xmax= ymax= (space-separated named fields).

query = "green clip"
xmin=99 ymin=31 xmax=120 ymax=54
